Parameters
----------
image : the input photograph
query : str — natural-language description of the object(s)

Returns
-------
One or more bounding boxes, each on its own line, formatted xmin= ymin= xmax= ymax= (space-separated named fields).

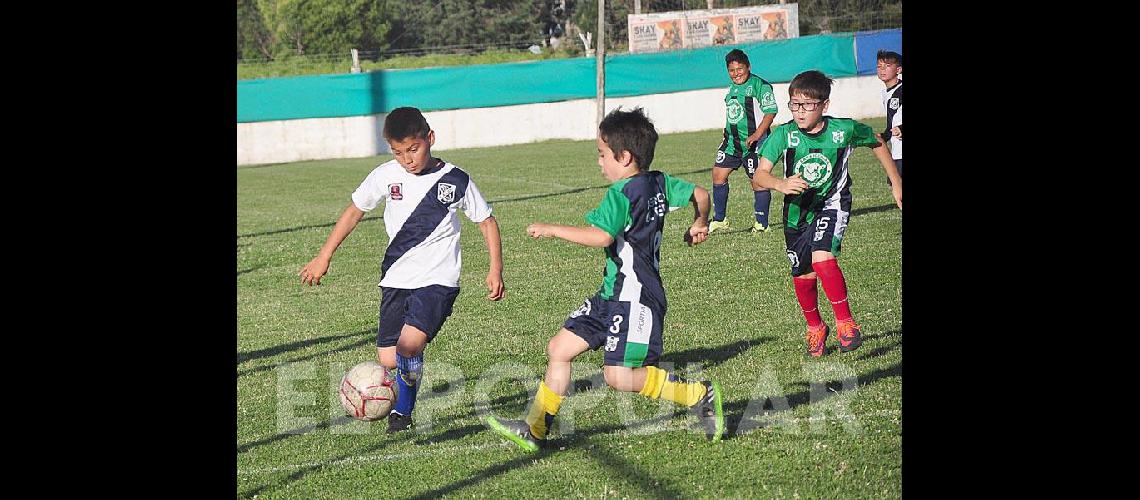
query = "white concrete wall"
xmin=237 ymin=74 xmax=885 ymax=166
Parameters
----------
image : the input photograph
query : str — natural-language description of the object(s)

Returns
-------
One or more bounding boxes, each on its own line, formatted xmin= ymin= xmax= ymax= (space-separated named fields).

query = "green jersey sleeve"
xmin=757 ymin=80 xmax=778 ymax=114
xmin=664 ymin=173 xmax=696 ymax=210
xmin=760 ymin=123 xmax=789 ymax=163
xmin=585 ymin=185 xmax=632 ymax=238
xmin=851 ymin=121 xmax=880 ymax=148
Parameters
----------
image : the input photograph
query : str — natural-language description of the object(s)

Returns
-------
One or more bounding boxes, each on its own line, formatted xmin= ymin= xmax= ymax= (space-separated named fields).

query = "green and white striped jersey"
xmin=721 ymin=74 xmax=778 ymax=156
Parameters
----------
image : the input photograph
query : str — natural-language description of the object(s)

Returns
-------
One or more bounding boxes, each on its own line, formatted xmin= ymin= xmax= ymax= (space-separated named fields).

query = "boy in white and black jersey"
xmin=299 ymin=107 xmax=505 ymax=433
xmin=877 ymin=50 xmax=903 ymax=182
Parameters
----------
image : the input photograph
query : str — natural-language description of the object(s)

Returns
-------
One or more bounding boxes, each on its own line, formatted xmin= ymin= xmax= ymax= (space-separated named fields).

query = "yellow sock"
xmin=638 ymin=366 xmax=705 ymax=407
xmin=524 ymin=381 xmax=563 ymax=439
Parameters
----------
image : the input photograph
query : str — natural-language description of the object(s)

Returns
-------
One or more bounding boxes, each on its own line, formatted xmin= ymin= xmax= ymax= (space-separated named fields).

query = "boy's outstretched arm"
xmin=527 ymin=223 xmax=614 ymax=248
xmin=299 ymin=202 xmax=366 ymax=286
xmin=477 ymin=216 xmax=505 ymax=301
xmin=751 ymin=157 xmax=808 ymax=195
xmin=872 ymin=137 xmax=903 ymax=209
xmin=686 ymin=186 xmax=711 ymax=245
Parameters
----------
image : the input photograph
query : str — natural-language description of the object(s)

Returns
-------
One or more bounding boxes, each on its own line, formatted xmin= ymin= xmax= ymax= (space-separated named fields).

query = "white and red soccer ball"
xmin=338 ymin=361 xmax=398 ymax=421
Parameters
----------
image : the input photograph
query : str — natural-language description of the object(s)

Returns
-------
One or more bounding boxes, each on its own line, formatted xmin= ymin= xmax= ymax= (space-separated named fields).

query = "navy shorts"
xmin=376 ymin=285 xmax=460 ymax=347
xmin=563 ymin=294 xmax=664 ymax=368
xmin=784 ymin=209 xmax=849 ymax=277
xmin=714 ymin=149 xmax=760 ymax=178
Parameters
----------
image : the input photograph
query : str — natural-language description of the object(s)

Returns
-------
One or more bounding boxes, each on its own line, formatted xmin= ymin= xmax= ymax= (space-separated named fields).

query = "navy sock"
xmin=712 ymin=182 xmax=729 ymax=222
xmin=393 ymin=352 xmax=423 ymax=416
xmin=753 ymin=190 xmax=771 ymax=226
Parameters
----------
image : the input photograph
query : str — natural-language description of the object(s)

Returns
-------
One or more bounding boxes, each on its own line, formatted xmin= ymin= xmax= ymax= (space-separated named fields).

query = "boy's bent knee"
xmin=547 ymin=329 xmax=588 ymax=362
xmin=603 ymin=366 xmax=637 ymax=392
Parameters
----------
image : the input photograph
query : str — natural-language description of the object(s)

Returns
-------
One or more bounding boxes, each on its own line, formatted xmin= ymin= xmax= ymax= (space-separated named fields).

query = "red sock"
xmin=813 ymin=259 xmax=853 ymax=322
xmin=793 ymin=275 xmax=824 ymax=327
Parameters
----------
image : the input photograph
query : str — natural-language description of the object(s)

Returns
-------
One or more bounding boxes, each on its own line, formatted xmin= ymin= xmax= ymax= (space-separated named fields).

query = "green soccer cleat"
xmin=709 ymin=220 xmax=730 ymax=234
xmin=485 ymin=416 xmax=543 ymax=453
xmin=692 ymin=380 xmax=725 ymax=442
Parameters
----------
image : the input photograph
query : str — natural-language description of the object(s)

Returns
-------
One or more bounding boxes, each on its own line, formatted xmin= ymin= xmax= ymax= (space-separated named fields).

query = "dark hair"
xmin=788 ymin=70 xmax=833 ymax=101
xmin=383 ymin=107 xmax=431 ymax=141
xmin=725 ymin=48 xmax=750 ymax=67
xmin=598 ymin=107 xmax=658 ymax=172
xmin=876 ymin=50 xmax=902 ymax=66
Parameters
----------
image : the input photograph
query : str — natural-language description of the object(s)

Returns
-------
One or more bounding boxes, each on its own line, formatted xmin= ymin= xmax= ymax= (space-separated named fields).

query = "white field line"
xmin=238 ymin=409 xmax=900 ymax=476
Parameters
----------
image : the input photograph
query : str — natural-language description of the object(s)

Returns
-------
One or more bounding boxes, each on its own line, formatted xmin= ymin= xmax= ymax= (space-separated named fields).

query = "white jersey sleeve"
xmin=461 ymin=178 xmax=493 ymax=223
xmin=351 ymin=166 xmax=391 ymax=212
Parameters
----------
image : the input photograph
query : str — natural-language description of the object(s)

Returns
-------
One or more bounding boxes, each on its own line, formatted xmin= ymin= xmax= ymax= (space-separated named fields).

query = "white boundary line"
xmin=238 ymin=409 xmax=901 ymax=476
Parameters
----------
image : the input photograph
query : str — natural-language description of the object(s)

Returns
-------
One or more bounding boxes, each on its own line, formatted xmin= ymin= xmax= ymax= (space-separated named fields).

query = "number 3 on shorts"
xmin=609 ymin=315 xmax=624 ymax=334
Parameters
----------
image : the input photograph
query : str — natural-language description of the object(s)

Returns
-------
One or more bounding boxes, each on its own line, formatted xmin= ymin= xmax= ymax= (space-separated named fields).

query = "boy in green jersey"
xmin=485 ymin=108 xmax=724 ymax=451
xmin=752 ymin=70 xmax=902 ymax=357
xmin=709 ymin=49 xmax=779 ymax=234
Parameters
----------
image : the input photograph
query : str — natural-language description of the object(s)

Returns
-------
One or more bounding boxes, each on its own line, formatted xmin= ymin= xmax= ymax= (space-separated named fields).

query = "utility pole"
xmin=634 ymin=0 xmax=640 ymax=15
xmin=596 ymin=0 xmax=605 ymax=128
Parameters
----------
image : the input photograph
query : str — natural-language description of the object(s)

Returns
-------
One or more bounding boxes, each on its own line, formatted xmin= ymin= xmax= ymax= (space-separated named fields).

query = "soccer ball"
xmin=338 ymin=361 xmax=397 ymax=421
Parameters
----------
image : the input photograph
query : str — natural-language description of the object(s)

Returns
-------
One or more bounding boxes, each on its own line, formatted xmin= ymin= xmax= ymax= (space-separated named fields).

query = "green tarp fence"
xmin=238 ymin=33 xmax=856 ymax=123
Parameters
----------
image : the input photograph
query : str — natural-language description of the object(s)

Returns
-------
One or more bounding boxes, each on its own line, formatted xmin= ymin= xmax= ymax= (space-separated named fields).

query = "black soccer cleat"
xmin=387 ymin=411 xmax=413 ymax=434
xmin=484 ymin=416 xmax=543 ymax=453
xmin=692 ymin=380 xmax=725 ymax=442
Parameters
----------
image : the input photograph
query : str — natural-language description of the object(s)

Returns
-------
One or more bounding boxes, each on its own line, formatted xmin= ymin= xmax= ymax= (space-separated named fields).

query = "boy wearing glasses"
xmin=750 ymin=70 xmax=902 ymax=357
xmin=709 ymin=49 xmax=779 ymax=235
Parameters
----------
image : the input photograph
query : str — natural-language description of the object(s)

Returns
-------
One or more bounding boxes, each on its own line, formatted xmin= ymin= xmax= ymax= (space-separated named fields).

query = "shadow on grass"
xmin=240 ymin=429 xmax=417 ymax=499
xmin=238 ymin=416 xmax=359 ymax=454
xmin=407 ymin=448 xmax=557 ymax=500
xmin=237 ymin=335 xmax=377 ymax=378
xmin=662 ymin=336 xmax=775 ymax=371
xmin=723 ymin=360 xmax=901 ymax=438
xmin=237 ymin=265 xmax=264 ymax=277
xmin=237 ymin=214 xmax=383 ymax=239
xmin=851 ymin=203 xmax=899 ymax=217
xmin=238 ymin=329 xmax=374 ymax=365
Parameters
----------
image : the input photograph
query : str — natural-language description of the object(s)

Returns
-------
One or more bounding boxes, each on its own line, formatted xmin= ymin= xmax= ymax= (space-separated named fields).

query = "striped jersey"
xmin=881 ymin=81 xmax=902 ymax=160
xmin=584 ymin=171 xmax=696 ymax=309
xmin=720 ymin=73 xmax=778 ymax=156
xmin=759 ymin=117 xmax=879 ymax=229
xmin=350 ymin=158 xmax=493 ymax=289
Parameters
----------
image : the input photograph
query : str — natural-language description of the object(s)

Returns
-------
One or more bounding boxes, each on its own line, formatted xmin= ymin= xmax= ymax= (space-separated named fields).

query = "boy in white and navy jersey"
xmin=877 ymin=50 xmax=903 ymax=182
xmin=299 ymin=107 xmax=505 ymax=433
xmin=485 ymin=108 xmax=725 ymax=452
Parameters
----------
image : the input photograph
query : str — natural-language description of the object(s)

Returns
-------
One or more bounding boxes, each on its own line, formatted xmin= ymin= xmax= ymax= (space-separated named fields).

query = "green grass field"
xmin=237 ymin=118 xmax=902 ymax=498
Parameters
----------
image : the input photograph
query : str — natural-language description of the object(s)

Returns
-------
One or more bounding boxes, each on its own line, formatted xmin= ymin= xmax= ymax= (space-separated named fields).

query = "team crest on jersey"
xmin=786 ymin=250 xmax=799 ymax=268
xmin=794 ymin=152 xmax=834 ymax=189
xmin=832 ymin=130 xmax=845 ymax=143
xmin=745 ymin=85 xmax=754 ymax=97
xmin=437 ymin=183 xmax=456 ymax=204
xmin=761 ymin=92 xmax=775 ymax=107
xmin=726 ymin=99 xmax=744 ymax=124
xmin=388 ymin=183 xmax=403 ymax=200
xmin=889 ymin=97 xmax=899 ymax=110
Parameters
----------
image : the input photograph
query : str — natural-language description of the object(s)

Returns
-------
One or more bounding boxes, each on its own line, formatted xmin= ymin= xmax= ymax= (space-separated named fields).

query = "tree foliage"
xmin=237 ymin=0 xmax=902 ymax=62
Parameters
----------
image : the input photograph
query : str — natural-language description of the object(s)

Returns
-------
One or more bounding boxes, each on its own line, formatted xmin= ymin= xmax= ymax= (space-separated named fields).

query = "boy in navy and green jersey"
xmin=709 ymin=49 xmax=779 ymax=235
xmin=752 ymin=70 xmax=902 ymax=357
xmin=485 ymin=108 xmax=725 ymax=451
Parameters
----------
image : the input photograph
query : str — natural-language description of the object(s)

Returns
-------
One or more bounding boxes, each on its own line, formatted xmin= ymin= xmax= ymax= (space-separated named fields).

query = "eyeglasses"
xmin=787 ymin=100 xmax=823 ymax=112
